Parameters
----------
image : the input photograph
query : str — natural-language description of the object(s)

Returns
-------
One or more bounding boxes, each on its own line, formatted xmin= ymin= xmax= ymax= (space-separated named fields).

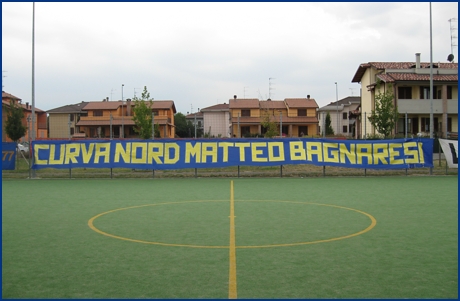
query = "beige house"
xmin=228 ymin=95 xmax=319 ymax=138
xmin=352 ymin=53 xmax=458 ymax=138
xmin=317 ymin=96 xmax=361 ymax=138
xmin=47 ymin=102 xmax=88 ymax=138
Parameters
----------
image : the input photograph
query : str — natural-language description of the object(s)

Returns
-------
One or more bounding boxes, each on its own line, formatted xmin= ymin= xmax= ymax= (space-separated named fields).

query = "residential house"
xmin=76 ymin=99 xmax=176 ymax=138
xmin=47 ymin=102 xmax=88 ymax=138
xmin=228 ymin=95 xmax=319 ymax=137
xmin=352 ymin=53 xmax=458 ymax=138
xmin=200 ymin=103 xmax=230 ymax=138
xmin=2 ymin=91 xmax=48 ymax=142
xmin=317 ymin=96 xmax=361 ymax=138
xmin=185 ymin=111 xmax=204 ymax=138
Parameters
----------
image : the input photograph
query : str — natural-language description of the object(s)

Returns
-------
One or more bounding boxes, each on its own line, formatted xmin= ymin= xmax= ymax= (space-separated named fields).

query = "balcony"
xmin=397 ymin=99 xmax=458 ymax=114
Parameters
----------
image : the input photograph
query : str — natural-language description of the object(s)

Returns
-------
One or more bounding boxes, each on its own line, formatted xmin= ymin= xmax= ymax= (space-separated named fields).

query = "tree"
xmin=325 ymin=112 xmax=334 ymax=135
xmin=132 ymin=86 xmax=155 ymax=139
xmin=5 ymin=100 xmax=27 ymax=143
xmin=368 ymin=84 xmax=399 ymax=138
xmin=260 ymin=110 xmax=278 ymax=138
xmin=174 ymin=112 xmax=194 ymax=138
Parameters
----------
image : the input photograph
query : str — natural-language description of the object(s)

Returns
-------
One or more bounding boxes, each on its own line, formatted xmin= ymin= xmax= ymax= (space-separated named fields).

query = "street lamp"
xmin=121 ymin=84 xmax=124 ymax=138
xmin=194 ymin=108 xmax=199 ymax=138
xmin=279 ymin=110 xmax=282 ymax=137
xmin=335 ymin=82 xmax=338 ymax=135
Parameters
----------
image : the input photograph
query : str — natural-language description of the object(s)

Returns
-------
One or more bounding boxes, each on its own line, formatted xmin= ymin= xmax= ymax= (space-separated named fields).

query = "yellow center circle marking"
xmin=88 ymin=200 xmax=377 ymax=249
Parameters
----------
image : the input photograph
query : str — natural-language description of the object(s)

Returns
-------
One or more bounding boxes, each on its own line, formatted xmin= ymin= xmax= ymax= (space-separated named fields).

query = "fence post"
xmin=68 ymin=114 xmax=72 ymax=179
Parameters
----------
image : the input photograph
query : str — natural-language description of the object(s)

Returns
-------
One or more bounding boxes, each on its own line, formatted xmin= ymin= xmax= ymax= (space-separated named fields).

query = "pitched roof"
xmin=185 ymin=112 xmax=203 ymax=119
xmin=285 ymin=98 xmax=319 ymax=108
xmin=377 ymin=73 xmax=458 ymax=83
xmin=2 ymin=99 xmax=45 ymax=113
xmin=82 ymin=100 xmax=176 ymax=113
xmin=201 ymin=103 xmax=229 ymax=111
xmin=259 ymin=100 xmax=285 ymax=109
xmin=352 ymin=61 xmax=458 ymax=82
xmin=2 ymin=91 xmax=21 ymax=100
xmin=229 ymin=98 xmax=260 ymax=109
xmin=47 ymin=102 xmax=89 ymax=114
xmin=318 ymin=96 xmax=360 ymax=111
xmin=151 ymin=100 xmax=176 ymax=113
xmin=83 ymin=101 xmax=122 ymax=110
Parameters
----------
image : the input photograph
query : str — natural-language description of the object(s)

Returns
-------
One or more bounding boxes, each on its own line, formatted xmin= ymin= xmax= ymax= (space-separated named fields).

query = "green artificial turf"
xmin=2 ymin=177 xmax=458 ymax=298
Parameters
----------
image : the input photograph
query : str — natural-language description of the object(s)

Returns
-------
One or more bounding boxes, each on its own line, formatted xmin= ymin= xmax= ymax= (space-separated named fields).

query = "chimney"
xmin=126 ymin=99 xmax=131 ymax=116
xmin=307 ymin=95 xmax=310 ymax=99
xmin=106 ymin=97 xmax=109 ymax=101
xmin=26 ymin=102 xmax=29 ymax=109
xmin=233 ymin=95 xmax=237 ymax=99
xmin=416 ymin=53 xmax=421 ymax=69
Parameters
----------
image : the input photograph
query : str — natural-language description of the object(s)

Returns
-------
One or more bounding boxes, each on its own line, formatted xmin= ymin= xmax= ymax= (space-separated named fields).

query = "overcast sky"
xmin=2 ymin=2 xmax=458 ymax=114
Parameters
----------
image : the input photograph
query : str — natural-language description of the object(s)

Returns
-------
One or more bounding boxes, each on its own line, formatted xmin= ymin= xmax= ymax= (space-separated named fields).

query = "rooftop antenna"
xmin=110 ymin=88 xmax=116 ymax=101
xmin=243 ymin=86 xmax=249 ymax=99
xmin=257 ymin=89 xmax=263 ymax=100
xmin=349 ymin=88 xmax=357 ymax=96
xmin=269 ymin=77 xmax=275 ymax=99
xmin=134 ymin=87 xmax=141 ymax=98
xmin=448 ymin=18 xmax=457 ymax=62
xmin=2 ymin=70 xmax=7 ymax=90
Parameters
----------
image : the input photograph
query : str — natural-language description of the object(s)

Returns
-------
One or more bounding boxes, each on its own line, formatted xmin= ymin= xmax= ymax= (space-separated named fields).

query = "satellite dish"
xmin=447 ymin=53 xmax=454 ymax=62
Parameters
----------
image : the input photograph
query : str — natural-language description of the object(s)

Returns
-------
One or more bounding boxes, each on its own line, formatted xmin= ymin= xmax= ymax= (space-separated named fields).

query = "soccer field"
xmin=2 ymin=177 xmax=458 ymax=298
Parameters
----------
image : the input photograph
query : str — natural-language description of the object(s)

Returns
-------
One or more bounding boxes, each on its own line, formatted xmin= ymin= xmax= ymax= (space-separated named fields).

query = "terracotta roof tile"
xmin=377 ymin=73 xmax=458 ymax=83
xmin=2 ymin=91 xmax=21 ymax=100
xmin=47 ymin=102 xmax=89 ymax=113
xmin=82 ymin=100 xmax=176 ymax=113
xmin=229 ymin=98 xmax=260 ymax=109
xmin=352 ymin=61 xmax=458 ymax=82
xmin=260 ymin=100 xmax=285 ymax=109
xmin=83 ymin=101 xmax=121 ymax=110
xmin=285 ymin=98 xmax=319 ymax=108
xmin=2 ymin=99 xmax=45 ymax=112
xmin=201 ymin=103 xmax=229 ymax=111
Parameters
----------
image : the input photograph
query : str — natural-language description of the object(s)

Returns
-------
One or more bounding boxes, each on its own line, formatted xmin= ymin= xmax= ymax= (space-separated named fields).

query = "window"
xmin=343 ymin=125 xmax=348 ymax=133
xmin=241 ymin=126 xmax=250 ymax=136
xmin=398 ymin=87 xmax=412 ymax=99
xmin=93 ymin=110 xmax=103 ymax=116
xmin=297 ymin=109 xmax=306 ymax=117
xmin=70 ymin=128 xmax=74 ymax=135
xmin=298 ymin=126 xmax=308 ymax=136
xmin=420 ymin=86 xmax=439 ymax=99
xmin=152 ymin=110 xmax=159 ymax=116
xmin=343 ymin=112 xmax=347 ymax=120
xmin=447 ymin=86 xmax=453 ymax=99
xmin=448 ymin=118 xmax=452 ymax=132
xmin=421 ymin=117 xmax=439 ymax=132
xmin=241 ymin=109 xmax=250 ymax=117
xmin=70 ymin=114 xmax=74 ymax=122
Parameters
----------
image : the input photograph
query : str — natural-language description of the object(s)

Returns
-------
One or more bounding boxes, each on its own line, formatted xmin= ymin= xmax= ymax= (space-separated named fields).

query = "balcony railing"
xmin=397 ymin=99 xmax=458 ymax=114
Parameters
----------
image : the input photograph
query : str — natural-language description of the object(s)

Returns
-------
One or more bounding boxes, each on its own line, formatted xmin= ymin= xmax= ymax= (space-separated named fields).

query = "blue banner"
xmin=31 ymin=138 xmax=434 ymax=170
xmin=2 ymin=142 xmax=17 ymax=170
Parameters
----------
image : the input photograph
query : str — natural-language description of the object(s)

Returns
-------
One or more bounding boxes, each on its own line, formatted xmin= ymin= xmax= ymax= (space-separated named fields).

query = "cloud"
xmin=1 ymin=2 xmax=457 ymax=114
